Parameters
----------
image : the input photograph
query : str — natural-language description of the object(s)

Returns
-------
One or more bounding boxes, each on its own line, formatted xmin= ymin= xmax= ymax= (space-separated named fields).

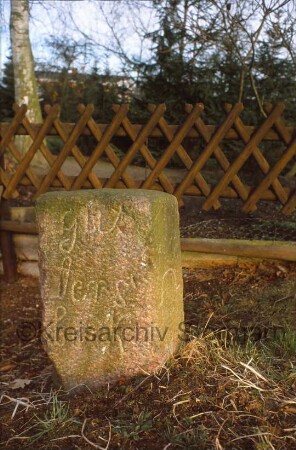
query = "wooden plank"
xmin=181 ymin=252 xmax=266 ymax=268
xmin=71 ymin=104 xmax=129 ymax=190
xmin=4 ymin=214 xmax=294 ymax=263
xmin=142 ymin=104 xmax=203 ymax=190
xmin=0 ymin=220 xmax=38 ymax=234
xmin=3 ymin=105 xmax=61 ymax=199
xmin=35 ymin=105 xmax=94 ymax=196
xmin=180 ymin=238 xmax=296 ymax=262
xmin=0 ymin=228 xmax=17 ymax=282
xmin=0 ymin=151 xmax=17 ymax=282
xmin=148 ymin=103 xmax=220 ymax=208
xmin=105 ymin=104 xmax=166 ymax=188
xmin=0 ymin=120 xmax=292 ymax=141
xmin=202 ymin=102 xmax=285 ymax=211
xmin=174 ymin=103 xmax=244 ymax=202
xmin=14 ymin=170 xmax=290 ymax=201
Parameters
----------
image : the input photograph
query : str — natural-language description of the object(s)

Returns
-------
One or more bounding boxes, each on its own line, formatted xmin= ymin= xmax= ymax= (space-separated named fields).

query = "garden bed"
xmin=6 ymin=192 xmax=296 ymax=242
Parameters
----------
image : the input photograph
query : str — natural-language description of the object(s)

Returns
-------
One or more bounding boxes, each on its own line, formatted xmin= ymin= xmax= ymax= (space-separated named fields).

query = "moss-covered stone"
xmin=36 ymin=189 xmax=184 ymax=389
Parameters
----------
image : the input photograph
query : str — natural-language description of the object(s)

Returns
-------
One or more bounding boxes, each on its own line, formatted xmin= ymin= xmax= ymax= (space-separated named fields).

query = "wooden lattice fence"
xmin=0 ymin=102 xmax=296 ymax=215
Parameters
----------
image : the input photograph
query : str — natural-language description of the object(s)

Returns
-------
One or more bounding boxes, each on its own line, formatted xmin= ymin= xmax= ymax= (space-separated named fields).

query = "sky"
xmin=1 ymin=0 xmax=295 ymax=78
xmin=0 ymin=0 xmax=156 ymax=75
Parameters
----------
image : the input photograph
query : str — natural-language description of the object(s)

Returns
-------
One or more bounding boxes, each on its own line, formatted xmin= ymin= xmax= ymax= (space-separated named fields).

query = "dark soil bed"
xmin=180 ymin=197 xmax=296 ymax=242
xmin=8 ymin=189 xmax=296 ymax=241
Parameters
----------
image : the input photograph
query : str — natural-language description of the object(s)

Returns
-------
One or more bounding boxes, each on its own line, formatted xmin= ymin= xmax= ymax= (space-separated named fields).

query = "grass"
xmin=271 ymin=328 xmax=296 ymax=357
xmin=2 ymin=331 xmax=295 ymax=449
xmin=29 ymin=391 xmax=79 ymax=441
xmin=113 ymin=409 xmax=153 ymax=441
xmin=164 ymin=424 xmax=210 ymax=449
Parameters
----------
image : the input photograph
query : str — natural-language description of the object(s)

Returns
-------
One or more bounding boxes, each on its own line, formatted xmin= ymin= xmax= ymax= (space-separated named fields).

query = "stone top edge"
xmin=36 ymin=189 xmax=176 ymax=204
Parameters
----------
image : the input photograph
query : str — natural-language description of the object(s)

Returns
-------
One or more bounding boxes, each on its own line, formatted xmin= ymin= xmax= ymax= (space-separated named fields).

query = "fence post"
xmin=0 ymin=155 xmax=17 ymax=283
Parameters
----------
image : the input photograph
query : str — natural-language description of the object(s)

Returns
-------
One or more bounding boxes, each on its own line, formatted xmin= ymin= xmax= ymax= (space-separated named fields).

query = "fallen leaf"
xmin=276 ymin=264 xmax=288 ymax=274
xmin=282 ymin=406 xmax=296 ymax=415
xmin=0 ymin=362 xmax=16 ymax=372
xmin=9 ymin=379 xmax=31 ymax=389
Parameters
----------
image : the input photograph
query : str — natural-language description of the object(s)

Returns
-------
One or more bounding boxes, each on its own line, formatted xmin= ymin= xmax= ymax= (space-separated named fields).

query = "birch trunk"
xmin=10 ymin=0 xmax=47 ymax=168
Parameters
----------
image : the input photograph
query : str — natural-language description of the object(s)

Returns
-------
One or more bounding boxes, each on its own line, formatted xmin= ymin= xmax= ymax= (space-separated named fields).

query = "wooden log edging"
xmin=0 ymin=218 xmax=295 ymax=262
xmin=0 ymin=220 xmax=38 ymax=234
xmin=181 ymin=238 xmax=296 ymax=262
xmin=181 ymin=252 xmax=266 ymax=268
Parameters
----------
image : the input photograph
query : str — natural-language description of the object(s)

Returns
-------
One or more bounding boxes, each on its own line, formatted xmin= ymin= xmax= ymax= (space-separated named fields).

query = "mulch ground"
xmin=7 ymin=189 xmax=296 ymax=241
xmin=179 ymin=197 xmax=296 ymax=241
xmin=1 ymin=261 xmax=296 ymax=449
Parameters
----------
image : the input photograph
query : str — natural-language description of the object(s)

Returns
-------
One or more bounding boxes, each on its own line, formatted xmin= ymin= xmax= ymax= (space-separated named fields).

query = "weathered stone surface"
xmin=36 ymin=189 xmax=184 ymax=389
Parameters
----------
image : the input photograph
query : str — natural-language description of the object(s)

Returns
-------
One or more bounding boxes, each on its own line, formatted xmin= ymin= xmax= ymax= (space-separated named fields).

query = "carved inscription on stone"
xmin=36 ymin=189 xmax=184 ymax=389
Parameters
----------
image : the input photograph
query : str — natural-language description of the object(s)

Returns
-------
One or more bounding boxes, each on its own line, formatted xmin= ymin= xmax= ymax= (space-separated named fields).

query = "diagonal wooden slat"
xmin=264 ymin=104 xmax=293 ymax=145
xmin=0 ymin=106 xmax=27 ymax=194
xmin=259 ymin=104 xmax=296 ymax=216
xmin=105 ymin=104 xmax=166 ymax=188
xmin=186 ymin=103 xmax=248 ymax=202
xmin=243 ymin=136 xmax=296 ymax=213
xmin=35 ymin=105 xmax=95 ymax=196
xmin=1 ymin=102 xmax=294 ymax=215
xmin=148 ymin=104 xmax=220 ymax=208
xmin=0 ymin=169 xmax=19 ymax=199
xmin=202 ymin=102 xmax=285 ymax=211
xmin=187 ymin=106 xmax=249 ymax=205
xmin=44 ymin=105 xmax=102 ymax=191
xmin=0 ymin=168 xmax=10 ymax=188
xmin=174 ymin=103 xmax=244 ymax=202
xmin=77 ymin=104 xmax=135 ymax=189
xmin=13 ymin=104 xmax=71 ymax=191
xmin=263 ymin=103 xmax=295 ymax=215
xmin=282 ymin=191 xmax=296 ymax=215
xmin=113 ymin=104 xmax=174 ymax=194
xmin=241 ymin=102 xmax=296 ymax=213
xmin=0 ymin=104 xmax=27 ymax=155
xmin=141 ymin=104 xmax=203 ymax=191
xmin=223 ymin=103 xmax=288 ymax=209
xmin=3 ymin=105 xmax=61 ymax=199
xmin=224 ymin=104 xmax=288 ymax=210
xmin=0 ymin=135 xmax=41 ymax=193
xmin=71 ymin=104 xmax=129 ymax=190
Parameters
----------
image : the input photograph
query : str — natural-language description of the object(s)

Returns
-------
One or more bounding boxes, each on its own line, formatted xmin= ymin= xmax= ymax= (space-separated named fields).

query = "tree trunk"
xmin=10 ymin=0 xmax=47 ymax=168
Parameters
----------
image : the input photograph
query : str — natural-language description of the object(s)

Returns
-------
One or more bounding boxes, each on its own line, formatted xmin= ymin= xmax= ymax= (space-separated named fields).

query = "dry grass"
xmin=1 ymin=331 xmax=296 ymax=449
xmin=1 ymin=266 xmax=295 ymax=449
